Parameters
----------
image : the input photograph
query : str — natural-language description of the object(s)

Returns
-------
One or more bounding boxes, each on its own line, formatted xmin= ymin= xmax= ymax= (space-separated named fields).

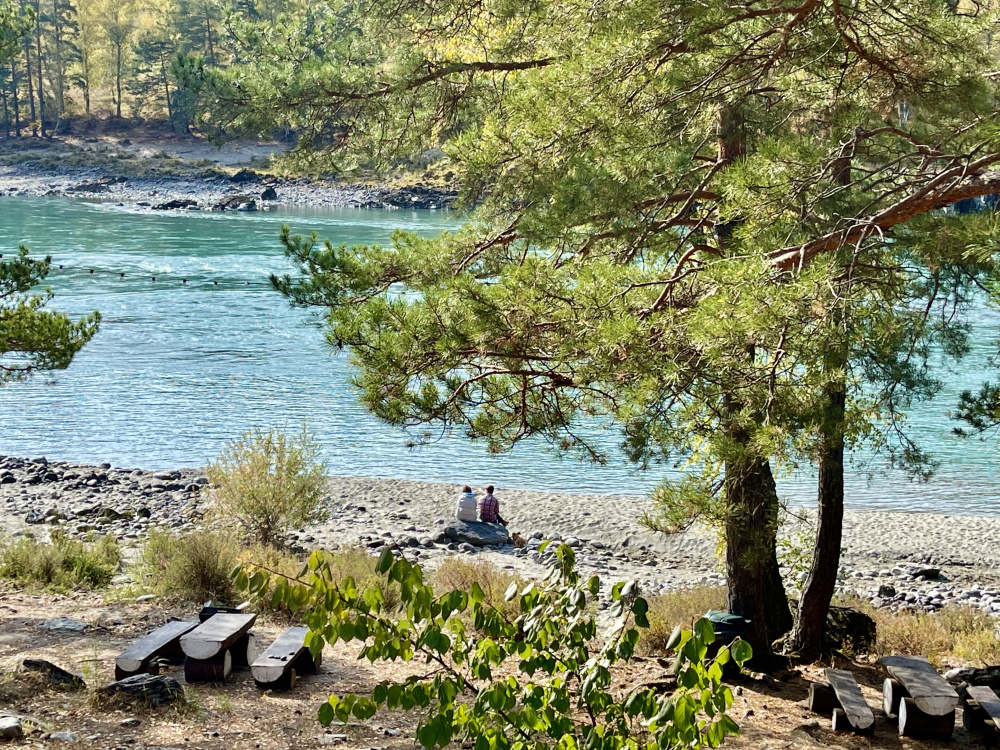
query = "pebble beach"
xmin=3 ymin=454 xmax=1000 ymax=616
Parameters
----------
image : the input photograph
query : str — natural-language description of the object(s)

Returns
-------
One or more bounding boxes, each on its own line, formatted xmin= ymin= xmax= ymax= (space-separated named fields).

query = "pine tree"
xmin=0 ymin=248 xmax=99 ymax=385
xmin=212 ymin=0 xmax=1000 ymax=661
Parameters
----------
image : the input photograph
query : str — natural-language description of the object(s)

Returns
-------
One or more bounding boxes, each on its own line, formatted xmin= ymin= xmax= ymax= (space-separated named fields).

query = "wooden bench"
xmin=963 ymin=686 xmax=1000 ymax=746
xmin=251 ymin=626 xmax=322 ymax=690
xmin=807 ymin=669 xmax=875 ymax=734
xmin=880 ymin=655 xmax=958 ymax=739
xmin=180 ymin=613 xmax=257 ymax=683
xmin=115 ymin=620 xmax=199 ymax=681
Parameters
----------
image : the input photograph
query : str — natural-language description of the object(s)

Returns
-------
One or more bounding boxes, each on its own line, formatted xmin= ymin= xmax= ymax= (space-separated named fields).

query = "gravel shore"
xmin=3 ymin=455 xmax=1000 ymax=616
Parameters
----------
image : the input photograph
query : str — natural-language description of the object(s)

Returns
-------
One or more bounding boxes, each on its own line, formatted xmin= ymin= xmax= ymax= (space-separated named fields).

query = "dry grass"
xmin=640 ymin=585 xmax=727 ymax=655
xmin=836 ymin=593 xmax=1000 ymax=667
xmin=134 ymin=530 xmax=240 ymax=604
xmin=432 ymin=558 xmax=522 ymax=622
xmin=0 ymin=531 xmax=121 ymax=592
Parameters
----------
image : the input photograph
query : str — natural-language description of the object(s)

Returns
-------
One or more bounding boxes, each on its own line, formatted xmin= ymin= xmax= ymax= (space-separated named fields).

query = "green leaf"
xmin=587 ymin=575 xmax=600 ymax=596
xmin=376 ymin=547 xmax=394 ymax=574
xmin=693 ymin=617 xmax=716 ymax=645
xmin=317 ymin=700 xmax=335 ymax=726
xmin=505 ymin=582 xmax=518 ymax=601
xmin=730 ymin=639 xmax=752 ymax=665
xmin=470 ymin=582 xmax=485 ymax=605
xmin=665 ymin=625 xmax=683 ymax=651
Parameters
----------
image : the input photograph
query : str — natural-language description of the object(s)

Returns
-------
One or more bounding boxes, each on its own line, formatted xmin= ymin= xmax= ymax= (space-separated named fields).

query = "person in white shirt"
xmin=455 ymin=485 xmax=478 ymax=522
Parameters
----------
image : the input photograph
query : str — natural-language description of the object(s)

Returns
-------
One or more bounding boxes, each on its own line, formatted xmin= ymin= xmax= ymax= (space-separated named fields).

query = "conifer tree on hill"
xmin=200 ymin=0 xmax=1000 ymax=662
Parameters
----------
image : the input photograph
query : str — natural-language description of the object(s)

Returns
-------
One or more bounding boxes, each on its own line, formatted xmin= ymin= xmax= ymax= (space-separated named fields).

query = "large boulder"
xmin=824 ymin=605 xmax=876 ymax=653
xmin=444 ymin=520 xmax=510 ymax=547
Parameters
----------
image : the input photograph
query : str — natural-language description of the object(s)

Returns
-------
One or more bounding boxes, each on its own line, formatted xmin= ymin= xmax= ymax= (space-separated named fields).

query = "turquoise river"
xmin=1 ymin=196 xmax=999 ymax=513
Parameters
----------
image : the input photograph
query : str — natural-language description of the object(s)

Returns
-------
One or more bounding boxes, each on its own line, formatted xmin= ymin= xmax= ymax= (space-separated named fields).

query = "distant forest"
xmin=0 ymin=0 xmax=293 ymax=137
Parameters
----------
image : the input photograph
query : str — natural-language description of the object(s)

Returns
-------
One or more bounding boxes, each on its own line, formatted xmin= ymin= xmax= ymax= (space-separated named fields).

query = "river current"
xmin=0 ymin=196 xmax=998 ymax=513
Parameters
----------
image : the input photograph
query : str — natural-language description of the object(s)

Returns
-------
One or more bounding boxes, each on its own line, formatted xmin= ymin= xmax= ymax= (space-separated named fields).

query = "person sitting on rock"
xmin=479 ymin=485 xmax=507 ymax=527
xmin=455 ymin=485 xmax=478 ymax=522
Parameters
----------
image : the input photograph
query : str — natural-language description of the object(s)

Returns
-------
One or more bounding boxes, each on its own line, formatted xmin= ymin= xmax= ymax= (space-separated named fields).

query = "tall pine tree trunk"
xmin=717 ymin=107 xmax=792 ymax=663
xmin=725 ymin=454 xmax=794 ymax=658
xmin=160 ymin=51 xmax=171 ymax=121
xmin=23 ymin=46 xmax=34 ymax=135
xmin=790 ymin=152 xmax=851 ymax=658
xmin=9 ymin=61 xmax=19 ymax=137
xmin=34 ymin=3 xmax=44 ymax=137
xmin=115 ymin=42 xmax=122 ymax=118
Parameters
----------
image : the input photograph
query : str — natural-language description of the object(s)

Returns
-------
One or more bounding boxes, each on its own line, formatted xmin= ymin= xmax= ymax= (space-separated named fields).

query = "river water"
xmin=0 ymin=196 xmax=998 ymax=513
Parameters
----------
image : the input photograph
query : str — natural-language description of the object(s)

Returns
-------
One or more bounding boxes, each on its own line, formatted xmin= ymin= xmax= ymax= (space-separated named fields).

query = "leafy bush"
xmin=238 ymin=543 xmax=750 ymax=750
xmin=206 ymin=426 xmax=327 ymax=548
xmin=0 ymin=531 xmax=120 ymax=591
xmin=641 ymin=586 xmax=728 ymax=655
xmin=431 ymin=557 xmax=522 ymax=621
xmin=135 ymin=530 xmax=239 ymax=604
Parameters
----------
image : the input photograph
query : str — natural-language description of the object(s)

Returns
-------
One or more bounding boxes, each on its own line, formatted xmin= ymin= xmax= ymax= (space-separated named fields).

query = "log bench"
xmin=807 ymin=669 xmax=875 ymax=734
xmin=880 ymin=655 xmax=958 ymax=739
xmin=180 ymin=613 xmax=257 ymax=683
xmin=251 ymin=626 xmax=322 ymax=690
xmin=115 ymin=620 xmax=199 ymax=681
xmin=963 ymin=686 xmax=1000 ymax=746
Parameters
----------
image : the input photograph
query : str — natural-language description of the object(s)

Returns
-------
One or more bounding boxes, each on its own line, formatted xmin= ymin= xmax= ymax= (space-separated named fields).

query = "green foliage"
xmin=237 ymin=543 xmax=750 ymax=750
xmin=0 ymin=247 xmax=99 ymax=385
xmin=206 ymin=425 xmax=327 ymax=548
xmin=0 ymin=531 xmax=121 ymax=591
xmin=135 ymin=529 xmax=239 ymax=604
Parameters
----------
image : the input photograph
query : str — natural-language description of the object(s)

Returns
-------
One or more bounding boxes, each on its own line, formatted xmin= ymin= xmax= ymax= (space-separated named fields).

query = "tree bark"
xmin=22 ymin=43 xmax=34 ymax=135
xmin=790 ymin=151 xmax=850 ymax=658
xmin=9 ymin=61 xmax=19 ymax=137
xmin=725 ymin=455 xmax=793 ymax=661
xmin=791 ymin=381 xmax=845 ymax=656
xmin=34 ymin=2 xmax=44 ymax=137
xmin=715 ymin=106 xmax=792 ymax=665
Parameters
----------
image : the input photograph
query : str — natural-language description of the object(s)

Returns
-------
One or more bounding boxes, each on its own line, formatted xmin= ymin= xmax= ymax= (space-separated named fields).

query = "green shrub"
xmin=206 ymin=426 xmax=327 ymax=548
xmin=0 ymin=531 xmax=121 ymax=591
xmin=239 ymin=543 xmax=750 ymax=750
xmin=136 ymin=530 xmax=239 ymax=604
xmin=640 ymin=585 xmax=728 ymax=655
xmin=432 ymin=557 xmax=522 ymax=622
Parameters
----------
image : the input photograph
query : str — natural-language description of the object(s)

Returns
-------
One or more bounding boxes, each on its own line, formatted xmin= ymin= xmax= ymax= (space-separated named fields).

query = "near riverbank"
xmin=2 ymin=455 xmax=1000 ymax=619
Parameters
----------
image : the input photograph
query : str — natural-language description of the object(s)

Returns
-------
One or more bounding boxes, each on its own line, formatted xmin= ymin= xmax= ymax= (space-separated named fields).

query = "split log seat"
xmin=251 ymin=626 xmax=322 ymax=690
xmin=180 ymin=613 xmax=257 ymax=683
xmin=963 ymin=686 xmax=1000 ymax=745
xmin=115 ymin=620 xmax=199 ymax=681
xmin=880 ymin=655 xmax=958 ymax=739
xmin=817 ymin=669 xmax=875 ymax=734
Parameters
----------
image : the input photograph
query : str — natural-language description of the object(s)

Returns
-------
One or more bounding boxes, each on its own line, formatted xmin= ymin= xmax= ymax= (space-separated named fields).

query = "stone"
xmin=444 ymin=520 xmax=510 ymax=547
xmin=260 ymin=187 xmax=278 ymax=201
xmin=823 ymin=606 xmax=876 ymax=652
xmin=18 ymin=659 xmax=86 ymax=690
xmin=152 ymin=199 xmax=198 ymax=211
xmin=214 ymin=194 xmax=258 ymax=211
xmin=878 ymin=584 xmax=896 ymax=598
xmin=120 ymin=718 xmax=141 ymax=728
xmin=39 ymin=618 xmax=88 ymax=633
xmin=230 ymin=168 xmax=259 ymax=184
xmin=49 ymin=732 xmax=78 ymax=742
xmin=0 ymin=717 xmax=22 ymax=740
xmin=97 ymin=674 xmax=184 ymax=708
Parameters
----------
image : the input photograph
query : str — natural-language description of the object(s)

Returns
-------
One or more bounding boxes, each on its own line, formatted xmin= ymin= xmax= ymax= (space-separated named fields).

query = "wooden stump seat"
xmin=880 ymin=655 xmax=958 ymax=739
xmin=180 ymin=613 xmax=257 ymax=684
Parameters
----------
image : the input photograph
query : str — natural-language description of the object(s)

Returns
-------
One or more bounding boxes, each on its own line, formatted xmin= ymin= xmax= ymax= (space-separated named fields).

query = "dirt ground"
xmin=0 ymin=589 xmax=990 ymax=750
